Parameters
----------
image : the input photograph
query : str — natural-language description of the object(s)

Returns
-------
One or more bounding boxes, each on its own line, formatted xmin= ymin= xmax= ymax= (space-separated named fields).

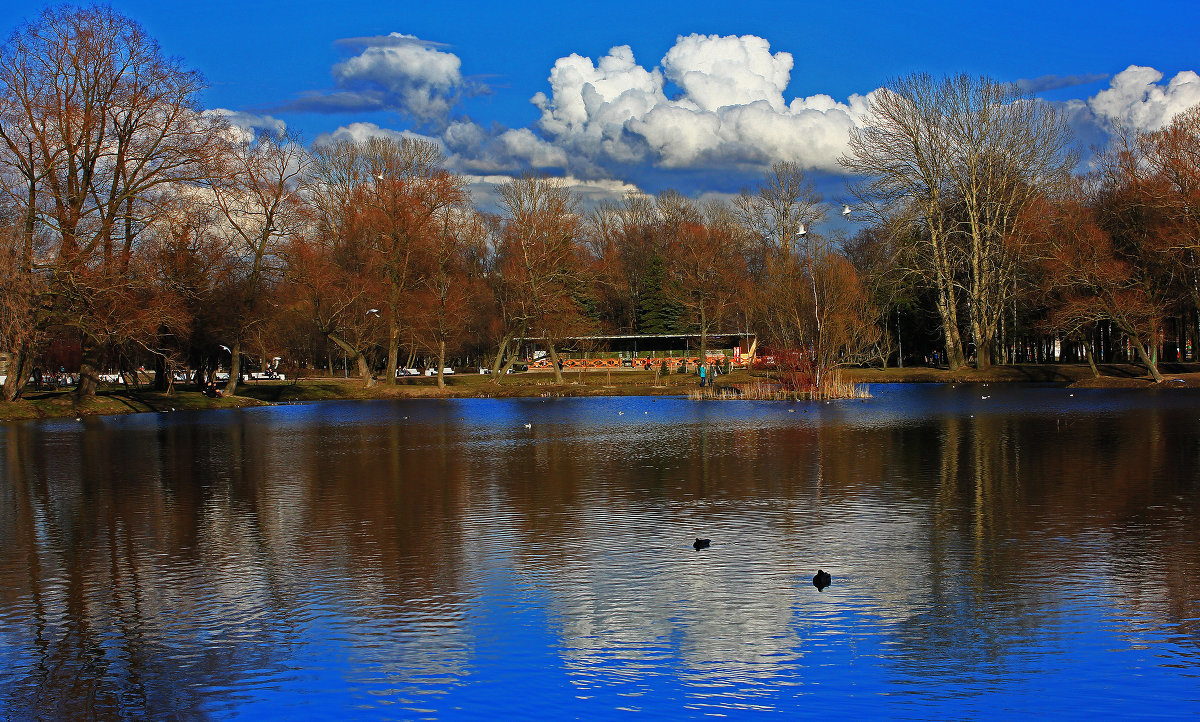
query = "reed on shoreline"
xmin=687 ymin=373 xmax=871 ymax=401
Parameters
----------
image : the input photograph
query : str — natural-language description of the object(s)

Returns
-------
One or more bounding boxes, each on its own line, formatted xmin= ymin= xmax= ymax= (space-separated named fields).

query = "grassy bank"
xmin=840 ymin=362 xmax=1200 ymax=387
xmin=0 ymin=386 xmax=270 ymax=423
xmin=3 ymin=363 xmax=1197 ymax=424
xmin=0 ymin=369 xmax=718 ymax=424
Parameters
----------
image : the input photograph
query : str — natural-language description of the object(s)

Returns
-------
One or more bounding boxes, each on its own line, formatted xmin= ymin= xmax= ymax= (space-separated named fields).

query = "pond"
xmin=1 ymin=384 xmax=1198 ymax=719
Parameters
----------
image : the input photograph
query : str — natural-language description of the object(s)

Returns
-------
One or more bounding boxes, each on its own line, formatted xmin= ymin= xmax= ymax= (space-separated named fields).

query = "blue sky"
xmin=3 ymin=0 xmax=1200 ymax=209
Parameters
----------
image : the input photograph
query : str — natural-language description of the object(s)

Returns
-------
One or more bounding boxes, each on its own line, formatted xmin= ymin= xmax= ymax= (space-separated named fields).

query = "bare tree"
xmin=307 ymin=136 xmax=465 ymax=383
xmin=208 ymin=130 xmax=309 ymax=394
xmin=734 ymin=162 xmax=833 ymax=386
xmin=0 ymin=208 xmax=44 ymax=399
xmin=0 ymin=6 xmax=224 ymax=399
xmin=1032 ymin=187 xmax=1167 ymax=381
xmin=663 ymin=196 xmax=749 ymax=365
xmin=843 ymin=74 xmax=1075 ymax=369
xmin=407 ymin=208 xmax=488 ymax=388
xmin=497 ymin=175 xmax=588 ymax=385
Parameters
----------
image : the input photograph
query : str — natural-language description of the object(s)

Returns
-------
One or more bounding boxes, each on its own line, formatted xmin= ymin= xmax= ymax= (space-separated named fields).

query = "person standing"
xmin=699 ymin=364 xmax=707 ymax=388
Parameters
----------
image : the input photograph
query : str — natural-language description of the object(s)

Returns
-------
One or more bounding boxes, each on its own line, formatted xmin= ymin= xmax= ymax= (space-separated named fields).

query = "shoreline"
xmin=2 ymin=363 xmax=1197 ymax=424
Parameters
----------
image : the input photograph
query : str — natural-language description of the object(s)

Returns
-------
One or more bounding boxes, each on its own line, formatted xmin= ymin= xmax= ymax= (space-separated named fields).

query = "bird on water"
xmin=813 ymin=569 xmax=832 ymax=591
xmin=693 ymin=538 xmax=710 ymax=550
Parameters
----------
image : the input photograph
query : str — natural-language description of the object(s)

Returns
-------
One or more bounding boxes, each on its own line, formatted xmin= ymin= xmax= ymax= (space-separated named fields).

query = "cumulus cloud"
xmin=530 ymin=34 xmax=875 ymax=174
xmin=288 ymin=34 xmax=1200 ymax=196
xmin=1088 ymin=65 xmax=1200 ymax=131
xmin=203 ymin=109 xmax=287 ymax=143
xmin=443 ymin=120 xmax=569 ymax=173
xmin=281 ymin=33 xmax=473 ymax=125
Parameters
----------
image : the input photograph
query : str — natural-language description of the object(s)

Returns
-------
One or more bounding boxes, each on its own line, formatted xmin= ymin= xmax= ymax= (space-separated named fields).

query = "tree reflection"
xmin=0 ymin=392 xmax=1197 ymax=716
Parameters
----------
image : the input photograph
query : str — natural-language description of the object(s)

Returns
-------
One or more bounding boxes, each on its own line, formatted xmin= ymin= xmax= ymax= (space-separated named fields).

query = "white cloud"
xmin=291 ymin=35 xmax=1200 ymax=192
xmin=464 ymin=174 xmax=642 ymax=212
xmin=443 ymin=121 xmax=569 ymax=173
xmin=530 ymin=34 xmax=874 ymax=173
xmin=1088 ymin=65 xmax=1200 ymax=131
xmin=662 ymin=34 xmax=791 ymax=112
xmin=283 ymin=33 xmax=471 ymax=125
xmin=314 ymin=121 xmax=443 ymax=149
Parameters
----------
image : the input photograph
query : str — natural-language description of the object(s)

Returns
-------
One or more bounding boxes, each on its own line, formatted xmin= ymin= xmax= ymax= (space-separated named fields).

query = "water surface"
xmin=1 ymin=384 xmax=1198 ymax=718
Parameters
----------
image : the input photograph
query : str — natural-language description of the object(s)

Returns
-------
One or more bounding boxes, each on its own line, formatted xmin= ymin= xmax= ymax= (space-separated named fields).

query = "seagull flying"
xmin=366 ymin=308 xmax=380 ymax=316
xmin=797 ymin=223 xmax=807 ymax=237
xmin=842 ymin=204 xmax=852 ymax=217
xmin=219 ymin=344 xmax=231 ymax=353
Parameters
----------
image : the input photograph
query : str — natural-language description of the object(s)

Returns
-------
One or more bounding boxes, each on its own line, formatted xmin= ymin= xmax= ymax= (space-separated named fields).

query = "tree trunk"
xmin=936 ymin=298 xmax=965 ymax=370
xmin=153 ymin=351 xmax=169 ymax=392
xmin=386 ymin=318 xmax=400 ymax=385
xmin=436 ymin=340 xmax=446 ymax=389
xmin=1083 ymin=338 xmax=1100 ymax=378
xmin=74 ymin=336 xmax=101 ymax=401
xmin=975 ymin=334 xmax=993 ymax=371
xmin=548 ymin=342 xmax=564 ymax=384
xmin=1132 ymin=337 xmax=1163 ymax=382
xmin=357 ymin=354 xmax=373 ymax=386
xmin=491 ymin=331 xmax=513 ymax=378
xmin=498 ymin=336 xmax=522 ymax=380
xmin=224 ymin=339 xmax=242 ymax=396
xmin=2 ymin=346 xmax=34 ymax=402
xmin=930 ymin=225 xmax=965 ymax=370
xmin=327 ymin=333 xmax=374 ymax=387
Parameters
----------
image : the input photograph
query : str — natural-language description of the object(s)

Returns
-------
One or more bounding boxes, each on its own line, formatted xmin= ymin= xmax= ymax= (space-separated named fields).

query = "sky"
xmin=3 ymin=0 xmax=1199 ymax=214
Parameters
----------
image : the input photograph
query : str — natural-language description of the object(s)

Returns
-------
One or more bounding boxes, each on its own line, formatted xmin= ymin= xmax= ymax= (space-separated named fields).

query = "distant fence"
xmin=528 ymin=354 xmax=740 ymax=370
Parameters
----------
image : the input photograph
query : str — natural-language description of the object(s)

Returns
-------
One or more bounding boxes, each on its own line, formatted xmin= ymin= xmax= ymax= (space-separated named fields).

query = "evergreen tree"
xmin=636 ymin=254 xmax=683 ymax=334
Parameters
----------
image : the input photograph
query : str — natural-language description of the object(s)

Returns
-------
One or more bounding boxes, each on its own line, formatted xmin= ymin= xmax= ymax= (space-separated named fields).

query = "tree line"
xmin=2 ymin=6 xmax=1198 ymax=402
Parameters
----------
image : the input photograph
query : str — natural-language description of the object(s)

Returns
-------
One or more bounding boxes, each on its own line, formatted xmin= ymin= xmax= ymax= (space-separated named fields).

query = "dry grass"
xmin=689 ymin=373 xmax=870 ymax=401
xmin=816 ymin=373 xmax=872 ymax=400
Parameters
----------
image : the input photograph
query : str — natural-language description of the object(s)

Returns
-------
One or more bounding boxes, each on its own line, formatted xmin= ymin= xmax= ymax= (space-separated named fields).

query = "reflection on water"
xmin=1 ymin=385 xmax=1199 ymax=718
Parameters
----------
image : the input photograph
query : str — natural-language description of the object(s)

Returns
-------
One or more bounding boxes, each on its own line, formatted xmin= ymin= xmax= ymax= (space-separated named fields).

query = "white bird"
xmin=366 ymin=308 xmax=380 ymax=316
xmin=797 ymin=223 xmax=807 ymax=237
xmin=219 ymin=344 xmax=231 ymax=353
xmin=523 ymin=423 xmax=532 ymax=429
xmin=842 ymin=204 xmax=852 ymax=217
xmin=375 ymin=174 xmax=384 ymax=181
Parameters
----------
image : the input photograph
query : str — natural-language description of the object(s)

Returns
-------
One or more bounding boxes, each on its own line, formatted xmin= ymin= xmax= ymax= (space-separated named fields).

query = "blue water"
xmin=1 ymin=384 xmax=1198 ymax=719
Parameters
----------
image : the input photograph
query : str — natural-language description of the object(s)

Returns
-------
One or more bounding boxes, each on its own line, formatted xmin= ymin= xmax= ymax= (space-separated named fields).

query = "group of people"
xmin=699 ymin=362 xmax=722 ymax=387
xmin=632 ymin=358 xmax=724 ymax=386
xmin=32 ymin=368 xmax=73 ymax=390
